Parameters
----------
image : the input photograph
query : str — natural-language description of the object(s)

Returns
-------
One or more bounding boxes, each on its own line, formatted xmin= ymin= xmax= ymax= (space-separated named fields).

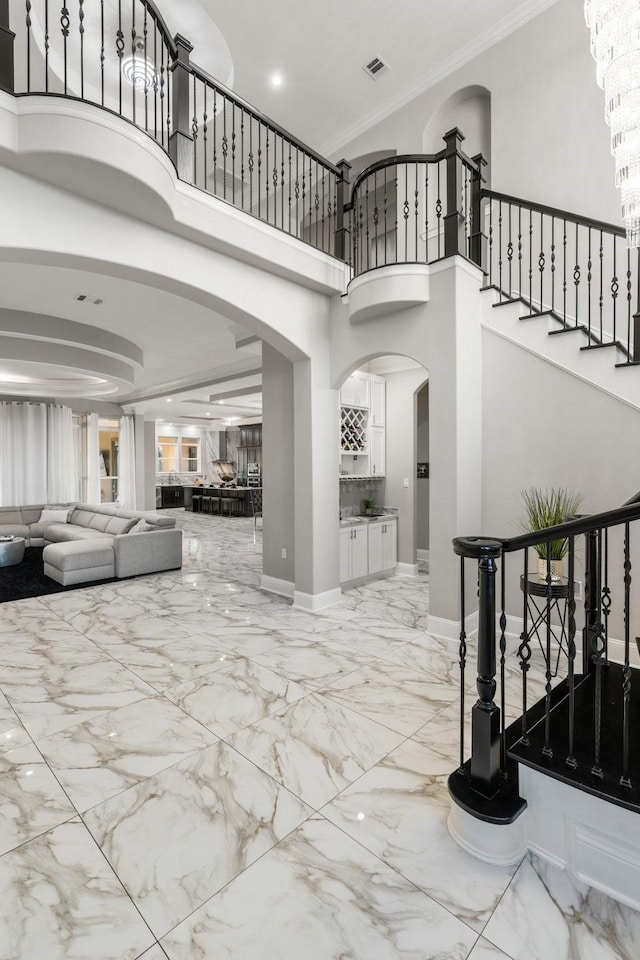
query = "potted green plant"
xmin=361 ymin=498 xmax=375 ymax=516
xmin=519 ymin=487 xmax=583 ymax=580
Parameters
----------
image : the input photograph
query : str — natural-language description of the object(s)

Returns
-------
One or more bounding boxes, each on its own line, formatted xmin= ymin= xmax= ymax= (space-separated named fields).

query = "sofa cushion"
xmin=68 ymin=508 xmax=97 ymax=528
xmin=129 ymin=519 xmax=156 ymax=533
xmin=44 ymin=524 xmax=113 ymax=543
xmin=103 ymin=516 xmax=138 ymax=535
xmin=0 ymin=524 xmax=29 ymax=539
xmin=0 ymin=509 xmax=24 ymax=524
xmin=40 ymin=507 xmax=71 ymax=524
xmin=87 ymin=514 xmax=112 ymax=532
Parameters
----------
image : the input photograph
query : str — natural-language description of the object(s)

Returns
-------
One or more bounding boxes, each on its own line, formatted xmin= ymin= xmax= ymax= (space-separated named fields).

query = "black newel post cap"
xmin=453 ymin=536 xmax=502 ymax=559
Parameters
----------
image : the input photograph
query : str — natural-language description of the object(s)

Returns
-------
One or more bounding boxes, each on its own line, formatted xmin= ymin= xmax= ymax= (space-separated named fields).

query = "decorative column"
xmin=469 ymin=153 xmax=487 ymax=271
xmin=443 ymin=127 xmax=465 ymax=259
xmin=169 ymin=34 xmax=194 ymax=181
xmin=0 ymin=0 xmax=15 ymax=94
xmin=334 ymin=159 xmax=351 ymax=262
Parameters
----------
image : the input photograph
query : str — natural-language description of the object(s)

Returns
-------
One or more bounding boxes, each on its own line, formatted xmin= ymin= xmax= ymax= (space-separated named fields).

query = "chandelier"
xmin=585 ymin=0 xmax=640 ymax=247
xmin=121 ymin=37 xmax=156 ymax=92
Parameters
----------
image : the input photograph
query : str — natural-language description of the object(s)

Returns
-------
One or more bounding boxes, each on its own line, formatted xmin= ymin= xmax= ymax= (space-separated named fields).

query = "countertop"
xmin=339 ymin=512 xmax=397 ymax=528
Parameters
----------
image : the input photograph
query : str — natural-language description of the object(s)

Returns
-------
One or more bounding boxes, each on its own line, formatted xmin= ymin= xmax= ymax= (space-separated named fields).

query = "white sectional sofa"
xmin=0 ymin=502 xmax=183 ymax=585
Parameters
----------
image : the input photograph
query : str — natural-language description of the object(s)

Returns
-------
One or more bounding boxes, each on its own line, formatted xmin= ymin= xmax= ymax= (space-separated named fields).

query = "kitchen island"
xmin=184 ymin=485 xmax=261 ymax=517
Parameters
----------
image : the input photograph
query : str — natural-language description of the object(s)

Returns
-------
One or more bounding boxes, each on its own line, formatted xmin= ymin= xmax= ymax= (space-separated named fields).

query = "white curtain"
xmin=0 ymin=402 xmax=73 ymax=506
xmin=86 ymin=412 xmax=101 ymax=505
xmin=46 ymin=404 xmax=75 ymax=503
xmin=119 ymin=415 xmax=136 ymax=510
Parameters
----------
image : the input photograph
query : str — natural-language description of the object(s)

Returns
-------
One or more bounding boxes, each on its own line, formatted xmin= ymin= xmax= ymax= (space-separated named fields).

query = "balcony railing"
xmin=450 ymin=496 xmax=640 ymax=825
xmin=1 ymin=0 xmax=346 ymax=257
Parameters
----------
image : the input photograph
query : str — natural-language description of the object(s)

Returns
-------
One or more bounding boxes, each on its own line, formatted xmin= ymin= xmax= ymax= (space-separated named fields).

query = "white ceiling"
xmin=2 ymin=0 xmax=558 ymax=422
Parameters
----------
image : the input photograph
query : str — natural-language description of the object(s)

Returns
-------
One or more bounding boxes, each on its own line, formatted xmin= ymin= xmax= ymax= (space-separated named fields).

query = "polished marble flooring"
xmin=0 ymin=511 xmax=638 ymax=959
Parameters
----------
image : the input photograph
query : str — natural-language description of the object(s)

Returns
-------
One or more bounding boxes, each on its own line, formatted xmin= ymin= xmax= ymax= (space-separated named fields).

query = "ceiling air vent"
xmin=363 ymin=57 xmax=389 ymax=80
xmin=74 ymin=293 xmax=103 ymax=305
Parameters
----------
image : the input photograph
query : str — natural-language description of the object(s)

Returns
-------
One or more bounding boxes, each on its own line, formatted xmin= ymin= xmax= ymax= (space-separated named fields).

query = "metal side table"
xmin=520 ymin=573 xmax=570 ymax=677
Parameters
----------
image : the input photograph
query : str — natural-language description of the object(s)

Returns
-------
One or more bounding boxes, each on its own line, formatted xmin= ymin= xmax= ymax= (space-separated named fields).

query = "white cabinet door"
xmin=382 ymin=518 xmax=397 ymax=571
xmin=340 ymin=372 xmax=370 ymax=408
xmin=367 ymin=521 xmax=384 ymax=575
xmin=351 ymin=525 xmax=369 ymax=579
xmin=370 ymin=426 xmax=385 ymax=477
xmin=339 ymin=528 xmax=352 ymax=582
xmin=370 ymin=376 xmax=386 ymax=426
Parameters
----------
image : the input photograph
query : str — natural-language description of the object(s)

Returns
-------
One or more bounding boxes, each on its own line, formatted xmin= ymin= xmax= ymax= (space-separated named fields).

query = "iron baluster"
xmin=222 ymin=98 xmax=228 ymax=200
xmin=265 ymin=126 xmax=270 ymax=221
xmin=518 ymin=205 xmax=522 ymax=299
xmin=507 ymin=204 xmax=513 ymax=295
xmin=424 ymin=166 xmax=429 ymax=263
xmin=152 ymin=22 xmax=157 ymax=139
xmin=498 ymin=200 xmax=503 ymax=296
xmin=436 ymin=162 xmax=442 ymax=259
xmin=384 ymin=165 xmax=388 ymax=266
xmin=519 ymin=548 xmax=531 ymax=745
xmin=538 ymin=211 xmax=545 ymax=313
xmin=563 ymin=219 xmax=568 ymax=326
xmin=45 ymin=0 xmax=50 ymax=92
xmin=611 ymin=237 xmax=619 ymax=348
xmin=458 ymin=556 xmax=466 ymax=772
xmin=159 ymin=40 xmax=164 ymax=147
xmin=247 ymin=109 xmax=251 ymax=213
xmin=621 ymin=522 xmax=632 ymax=787
xmin=213 ymin=88 xmax=218 ymax=194
xmin=131 ymin=0 xmax=135 ymax=126
xmin=488 ymin=201 xmax=493 ymax=287
xmin=528 ymin=207 xmax=533 ymax=310
xmin=26 ymin=1 xmax=31 ymax=93
xmin=294 ymin=148 xmax=299 ymax=241
xmin=61 ymin=3 xmax=70 ymax=95
xmin=232 ymin=103 xmax=236 ymax=207
xmin=574 ymin=223 xmax=580 ymax=328
xmin=499 ymin=550 xmax=507 ymax=776
xmin=287 ymin=142 xmax=292 ymax=233
xmin=414 ymin=162 xmax=419 ymax=262
xmin=602 ymin=527 xmax=611 ymax=658
xmin=143 ymin=5 xmax=148 ymax=132
xmin=315 ymin=159 xmax=320 ymax=250
xmin=627 ymin=247 xmax=633 ymax=359
xmin=591 ymin=608 xmax=606 ymax=780
xmin=256 ymin=117 xmax=261 ymax=216
xmin=282 ymin=140 xmax=286 ymax=237
xmin=191 ymin=74 xmax=197 ymax=184
xmin=550 ymin=216 xmax=555 ymax=311
xmin=373 ymin=170 xmax=379 ymax=268
xmin=566 ymin=537 xmax=577 ymax=768
xmin=403 ymin=163 xmax=410 ymax=264
xmin=542 ymin=552 xmax=554 ymax=759
xmin=240 ymin=108 xmax=245 ymax=210
xmin=203 ymin=84 xmax=208 ymax=188
xmin=587 ymin=227 xmax=592 ymax=339
xmin=100 ymin=0 xmax=104 ymax=106
xmin=365 ymin=178 xmax=370 ymax=271
xmin=117 ymin=0 xmax=124 ymax=115
xmin=598 ymin=229 xmax=604 ymax=342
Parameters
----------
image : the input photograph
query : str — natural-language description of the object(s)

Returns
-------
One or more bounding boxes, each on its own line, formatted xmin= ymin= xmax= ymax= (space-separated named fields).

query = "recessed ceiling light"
xmin=271 ymin=73 xmax=283 ymax=87
xmin=206 ymin=412 xmax=211 ymax=417
xmin=166 ymin=398 xmax=172 ymax=403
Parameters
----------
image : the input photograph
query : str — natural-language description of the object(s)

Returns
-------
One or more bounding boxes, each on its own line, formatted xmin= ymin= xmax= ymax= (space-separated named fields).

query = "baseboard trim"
xmin=261 ymin=575 xmax=295 ymax=599
xmin=293 ymin=587 xmax=343 ymax=612
xmin=427 ymin=610 xmax=478 ymax=642
xmin=396 ymin=561 xmax=418 ymax=578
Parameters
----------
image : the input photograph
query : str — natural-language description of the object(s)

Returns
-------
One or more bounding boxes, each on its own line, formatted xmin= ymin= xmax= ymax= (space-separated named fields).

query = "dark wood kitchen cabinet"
xmin=159 ymin=486 xmax=185 ymax=508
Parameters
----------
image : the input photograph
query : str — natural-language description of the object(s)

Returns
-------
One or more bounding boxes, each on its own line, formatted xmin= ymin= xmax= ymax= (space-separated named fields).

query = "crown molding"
xmin=321 ymin=0 xmax=561 ymax=158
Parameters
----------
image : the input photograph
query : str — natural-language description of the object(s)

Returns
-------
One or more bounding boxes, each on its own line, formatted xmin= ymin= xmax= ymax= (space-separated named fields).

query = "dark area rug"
xmin=0 ymin=547 xmax=117 ymax=603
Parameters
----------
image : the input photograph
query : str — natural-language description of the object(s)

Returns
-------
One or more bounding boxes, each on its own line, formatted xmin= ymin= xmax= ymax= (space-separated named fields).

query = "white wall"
xmin=335 ymin=0 xmax=620 ymax=228
xmin=262 ymin=343 xmax=295 ymax=589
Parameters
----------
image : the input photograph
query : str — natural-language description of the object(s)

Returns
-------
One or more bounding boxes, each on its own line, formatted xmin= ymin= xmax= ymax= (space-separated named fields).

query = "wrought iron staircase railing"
xmin=482 ymin=189 xmax=640 ymax=365
xmin=451 ymin=497 xmax=640 ymax=827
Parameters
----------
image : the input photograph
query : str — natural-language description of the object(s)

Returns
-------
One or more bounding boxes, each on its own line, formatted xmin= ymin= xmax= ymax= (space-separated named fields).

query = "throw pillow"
xmin=39 ymin=507 xmax=71 ymax=524
xmin=129 ymin=519 xmax=156 ymax=533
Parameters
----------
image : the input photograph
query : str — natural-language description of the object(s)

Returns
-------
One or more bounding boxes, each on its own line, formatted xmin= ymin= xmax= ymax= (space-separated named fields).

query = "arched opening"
xmin=338 ymin=354 xmax=430 ymax=611
xmin=424 ymin=85 xmax=491 ymax=176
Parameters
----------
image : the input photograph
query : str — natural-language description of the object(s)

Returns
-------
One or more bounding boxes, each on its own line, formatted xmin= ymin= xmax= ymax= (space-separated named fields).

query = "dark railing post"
xmin=583 ymin=529 xmax=600 ymax=675
xmin=444 ymin=127 xmax=465 ymax=258
xmin=0 ymin=0 xmax=15 ymax=94
xmin=334 ymin=158 xmax=351 ymax=262
xmin=470 ymin=153 xmax=487 ymax=270
xmin=169 ymin=34 xmax=194 ymax=181
xmin=453 ymin=537 xmax=503 ymax=797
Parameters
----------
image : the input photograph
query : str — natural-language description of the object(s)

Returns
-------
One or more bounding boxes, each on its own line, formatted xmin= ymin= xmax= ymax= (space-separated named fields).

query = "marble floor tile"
xmin=0 ymin=689 xmax=32 ymax=756
xmin=104 ymin=635 xmax=239 ymax=690
xmin=381 ymin=633 xmax=463 ymax=683
xmin=482 ymin=853 xmax=640 ymax=960
xmin=2 ymin=659 xmax=155 ymax=740
xmin=161 ymin=816 xmax=478 ymax=960
xmin=37 ymin=696 xmax=218 ymax=812
xmin=467 ymin=939 xmax=514 ymax=960
xmin=319 ymin=660 xmax=458 ymax=736
xmin=165 ymin=658 xmax=308 ymax=738
xmin=227 ymin=692 xmax=404 ymax=809
xmin=323 ymin=739 xmax=516 ymax=932
xmin=138 ymin=946 xmax=170 ymax=960
xmin=0 ymin=818 xmax=154 ymax=960
xmin=81 ymin=614 xmax=200 ymax=650
xmin=412 ymin=699 xmax=471 ymax=764
xmin=0 ymin=744 xmax=75 ymax=855
xmin=84 ymin=740 xmax=312 ymax=937
xmin=204 ymin=623 xmax=289 ymax=657
xmin=251 ymin=637 xmax=376 ymax=690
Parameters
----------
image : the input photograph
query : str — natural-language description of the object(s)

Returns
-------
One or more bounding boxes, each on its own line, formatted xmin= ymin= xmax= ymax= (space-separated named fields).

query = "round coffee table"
xmin=0 ymin=537 xmax=26 ymax=567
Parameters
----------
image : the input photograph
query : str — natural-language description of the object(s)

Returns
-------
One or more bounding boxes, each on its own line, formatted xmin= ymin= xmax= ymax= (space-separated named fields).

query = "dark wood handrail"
xmin=499 ymin=500 xmax=640 ymax=554
xmin=141 ymin=0 xmax=177 ymax=57
xmin=350 ymin=148 xmax=482 ymax=199
xmin=481 ymin=188 xmax=626 ymax=240
xmin=188 ymin=61 xmax=342 ymax=176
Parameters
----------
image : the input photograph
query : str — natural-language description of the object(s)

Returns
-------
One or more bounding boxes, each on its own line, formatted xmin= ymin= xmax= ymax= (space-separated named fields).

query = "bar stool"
xmin=201 ymin=493 xmax=213 ymax=514
xmin=192 ymin=495 xmax=202 ymax=513
xmin=221 ymin=493 xmax=241 ymax=516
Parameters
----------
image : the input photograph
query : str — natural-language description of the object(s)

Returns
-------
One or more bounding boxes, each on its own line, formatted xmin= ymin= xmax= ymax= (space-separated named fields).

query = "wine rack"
xmin=340 ymin=407 xmax=368 ymax=452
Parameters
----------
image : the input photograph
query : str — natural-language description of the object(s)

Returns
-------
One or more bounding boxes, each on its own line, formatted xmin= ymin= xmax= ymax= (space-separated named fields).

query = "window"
xmin=99 ymin=418 xmax=120 ymax=503
xmin=157 ymin=432 xmax=201 ymax=474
